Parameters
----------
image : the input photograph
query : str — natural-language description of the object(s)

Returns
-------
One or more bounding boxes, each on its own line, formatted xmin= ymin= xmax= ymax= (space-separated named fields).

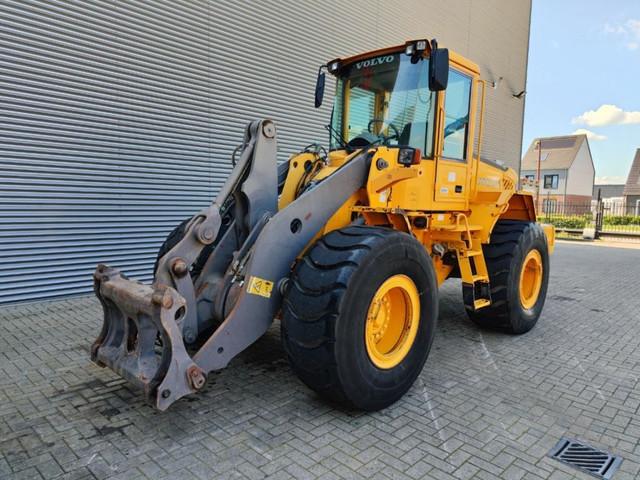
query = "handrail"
xmin=475 ymin=79 xmax=489 ymax=161
xmin=456 ymin=213 xmax=473 ymax=249
xmin=469 ymin=79 xmax=489 ymax=201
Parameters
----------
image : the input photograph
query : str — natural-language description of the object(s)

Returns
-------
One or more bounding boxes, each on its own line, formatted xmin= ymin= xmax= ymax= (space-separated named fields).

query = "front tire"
xmin=465 ymin=220 xmax=550 ymax=334
xmin=281 ymin=226 xmax=438 ymax=411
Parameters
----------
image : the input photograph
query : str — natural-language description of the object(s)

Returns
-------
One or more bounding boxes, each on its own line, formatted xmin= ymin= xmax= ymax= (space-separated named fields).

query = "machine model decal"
xmin=478 ymin=176 xmax=500 ymax=188
xmin=355 ymin=55 xmax=395 ymax=69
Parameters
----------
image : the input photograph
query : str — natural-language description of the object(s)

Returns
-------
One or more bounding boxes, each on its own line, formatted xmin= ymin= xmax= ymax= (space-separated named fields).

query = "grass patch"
xmin=602 ymin=224 xmax=640 ymax=233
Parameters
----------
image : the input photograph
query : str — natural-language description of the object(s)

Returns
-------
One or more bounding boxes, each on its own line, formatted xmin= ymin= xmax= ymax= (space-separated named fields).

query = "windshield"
xmin=330 ymin=53 xmax=436 ymax=156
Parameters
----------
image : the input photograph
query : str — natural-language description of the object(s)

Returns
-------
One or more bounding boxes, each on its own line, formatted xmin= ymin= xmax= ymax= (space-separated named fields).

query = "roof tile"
xmin=623 ymin=149 xmax=640 ymax=196
xmin=521 ymin=134 xmax=586 ymax=171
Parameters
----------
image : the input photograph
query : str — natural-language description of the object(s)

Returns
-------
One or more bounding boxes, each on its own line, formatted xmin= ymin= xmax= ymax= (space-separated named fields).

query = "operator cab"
xmin=316 ymin=39 xmax=482 ymax=210
xmin=316 ymin=39 xmax=450 ymax=156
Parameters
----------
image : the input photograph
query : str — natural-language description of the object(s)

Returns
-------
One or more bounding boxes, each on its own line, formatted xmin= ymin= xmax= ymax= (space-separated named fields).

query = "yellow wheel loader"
xmin=91 ymin=39 xmax=554 ymax=411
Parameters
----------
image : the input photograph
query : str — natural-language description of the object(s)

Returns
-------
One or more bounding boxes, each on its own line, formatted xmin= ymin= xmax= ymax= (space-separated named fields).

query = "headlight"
xmin=397 ymin=148 xmax=421 ymax=166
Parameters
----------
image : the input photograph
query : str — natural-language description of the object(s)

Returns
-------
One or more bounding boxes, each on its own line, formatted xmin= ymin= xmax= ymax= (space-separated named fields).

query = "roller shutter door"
xmin=0 ymin=0 xmax=530 ymax=303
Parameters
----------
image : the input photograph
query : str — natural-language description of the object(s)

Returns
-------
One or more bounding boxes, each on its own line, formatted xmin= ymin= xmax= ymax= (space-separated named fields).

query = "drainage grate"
xmin=548 ymin=437 xmax=622 ymax=479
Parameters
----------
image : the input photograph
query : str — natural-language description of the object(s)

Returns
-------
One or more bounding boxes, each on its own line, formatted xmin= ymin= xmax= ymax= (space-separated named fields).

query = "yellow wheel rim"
xmin=519 ymin=250 xmax=543 ymax=310
xmin=365 ymin=274 xmax=420 ymax=369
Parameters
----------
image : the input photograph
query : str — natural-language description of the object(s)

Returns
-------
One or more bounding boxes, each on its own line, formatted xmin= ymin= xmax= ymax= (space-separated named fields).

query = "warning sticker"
xmin=246 ymin=276 xmax=274 ymax=298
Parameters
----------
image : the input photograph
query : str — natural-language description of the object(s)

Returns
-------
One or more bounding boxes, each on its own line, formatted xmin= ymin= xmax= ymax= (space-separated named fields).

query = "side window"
xmin=346 ymin=87 xmax=376 ymax=141
xmin=544 ymin=174 xmax=559 ymax=189
xmin=442 ymin=70 xmax=471 ymax=161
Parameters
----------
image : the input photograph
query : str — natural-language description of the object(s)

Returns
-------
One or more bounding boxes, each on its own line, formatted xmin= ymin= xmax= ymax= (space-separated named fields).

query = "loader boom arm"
xmin=91 ymin=119 xmax=369 ymax=409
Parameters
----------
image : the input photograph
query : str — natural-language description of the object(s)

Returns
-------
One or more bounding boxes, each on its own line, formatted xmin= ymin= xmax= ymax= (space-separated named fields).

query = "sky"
xmin=523 ymin=0 xmax=640 ymax=184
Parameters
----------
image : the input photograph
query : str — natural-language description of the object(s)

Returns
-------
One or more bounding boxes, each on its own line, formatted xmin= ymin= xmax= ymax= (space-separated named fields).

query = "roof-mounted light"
xmin=328 ymin=61 xmax=340 ymax=73
xmin=405 ymin=40 xmax=428 ymax=57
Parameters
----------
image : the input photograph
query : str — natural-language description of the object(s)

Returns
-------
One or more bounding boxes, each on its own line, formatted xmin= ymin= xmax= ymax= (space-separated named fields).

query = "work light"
xmin=397 ymin=148 xmax=421 ymax=166
xmin=406 ymin=40 xmax=428 ymax=57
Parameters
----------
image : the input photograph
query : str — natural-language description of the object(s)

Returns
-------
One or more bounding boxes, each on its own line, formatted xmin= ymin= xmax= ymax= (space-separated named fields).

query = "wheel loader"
xmin=91 ymin=39 xmax=554 ymax=411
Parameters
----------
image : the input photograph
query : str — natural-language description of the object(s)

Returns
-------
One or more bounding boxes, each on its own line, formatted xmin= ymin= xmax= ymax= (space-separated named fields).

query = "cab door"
xmin=434 ymin=68 xmax=473 ymax=208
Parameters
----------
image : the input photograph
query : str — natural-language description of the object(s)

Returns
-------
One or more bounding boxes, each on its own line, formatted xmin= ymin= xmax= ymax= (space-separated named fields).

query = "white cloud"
xmin=604 ymin=22 xmax=627 ymax=35
xmin=595 ymin=176 xmax=626 ymax=185
xmin=571 ymin=129 xmax=607 ymax=141
xmin=627 ymin=19 xmax=640 ymax=37
xmin=572 ymin=104 xmax=640 ymax=127
xmin=603 ymin=19 xmax=640 ymax=50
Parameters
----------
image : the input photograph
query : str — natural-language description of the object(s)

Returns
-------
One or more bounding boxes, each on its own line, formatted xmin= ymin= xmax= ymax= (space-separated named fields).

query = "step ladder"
xmin=454 ymin=214 xmax=492 ymax=310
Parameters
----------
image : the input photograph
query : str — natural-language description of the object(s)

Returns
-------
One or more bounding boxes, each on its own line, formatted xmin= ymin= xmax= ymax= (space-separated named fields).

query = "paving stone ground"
xmin=1 ymin=242 xmax=640 ymax=480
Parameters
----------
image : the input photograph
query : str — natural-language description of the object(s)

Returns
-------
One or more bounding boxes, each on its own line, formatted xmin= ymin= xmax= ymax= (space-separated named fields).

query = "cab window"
xmin=442 ymin=70 xmax=471 ymax=161
xmin=347 ymin=87 xmax=376 ymax=141
xmin=331 ymin=54 xmax=437 ymax=157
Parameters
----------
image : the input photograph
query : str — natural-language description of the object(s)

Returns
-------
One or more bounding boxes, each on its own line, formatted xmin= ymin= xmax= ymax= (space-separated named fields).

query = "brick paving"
xmin=1 ymin=242 xmax=640 ymax=480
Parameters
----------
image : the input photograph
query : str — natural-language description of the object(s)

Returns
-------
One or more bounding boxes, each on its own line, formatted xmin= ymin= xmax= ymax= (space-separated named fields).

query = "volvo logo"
xmin=355 ymin=55 xmax=395 ymax=69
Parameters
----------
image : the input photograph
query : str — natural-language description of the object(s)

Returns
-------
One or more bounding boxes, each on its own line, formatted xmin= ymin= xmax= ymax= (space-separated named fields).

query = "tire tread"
xmin=282 ymin=226 xmax=424 ymax=408
xmin=466 ymin=220 xmax=548 ymax=333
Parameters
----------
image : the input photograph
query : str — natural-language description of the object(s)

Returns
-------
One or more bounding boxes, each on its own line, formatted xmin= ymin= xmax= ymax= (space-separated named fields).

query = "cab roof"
xmin=328 ymin=39 xmax=480 ymax=76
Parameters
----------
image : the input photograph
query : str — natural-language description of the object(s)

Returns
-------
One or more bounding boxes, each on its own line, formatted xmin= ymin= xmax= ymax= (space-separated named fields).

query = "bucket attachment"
xmin=91 ymin=265 xmax=206 ymax=410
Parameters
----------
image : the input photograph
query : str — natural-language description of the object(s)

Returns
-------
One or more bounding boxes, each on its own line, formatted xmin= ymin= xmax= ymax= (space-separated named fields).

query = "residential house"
xmin=521 ymin=134 xmax=595 ymax=213
xmin=592 ymin=184 xmax=624 ymax=201
xmin=623 ymin=149 xmax=640 ymax=215
xmin=592 ymin=184 xmax=625 ymax=215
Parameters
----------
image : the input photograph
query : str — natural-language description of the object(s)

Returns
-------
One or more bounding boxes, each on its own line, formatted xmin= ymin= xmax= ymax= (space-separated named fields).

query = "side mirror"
xmin=428 ymin=39 xmax=449 ymax=91
xmin=314 ymin=67 xmax=326 ymax=108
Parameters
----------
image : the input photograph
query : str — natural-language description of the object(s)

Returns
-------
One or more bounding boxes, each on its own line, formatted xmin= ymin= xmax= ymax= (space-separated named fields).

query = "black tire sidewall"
xmin=153 ymin=218 xmax=190 ymax=277
xmin=334 ymin=234 xmax=438 ymax=410
xmin=506 ymin=225 xmax=550 ymax=334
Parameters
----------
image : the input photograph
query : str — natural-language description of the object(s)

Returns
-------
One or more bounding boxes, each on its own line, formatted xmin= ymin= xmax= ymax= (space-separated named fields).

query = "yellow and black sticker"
xmin=246 ymin=276 xmax=274 ymax=299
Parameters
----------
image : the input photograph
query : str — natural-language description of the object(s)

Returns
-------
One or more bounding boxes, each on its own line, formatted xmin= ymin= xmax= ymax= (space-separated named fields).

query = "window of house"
xmin=524 ymin=174 xmax=535 ymax=181
xmin=442 ymin=70 xmax=472 ymax=161
xmin=544 ymin=174 xmax=558 ymax=189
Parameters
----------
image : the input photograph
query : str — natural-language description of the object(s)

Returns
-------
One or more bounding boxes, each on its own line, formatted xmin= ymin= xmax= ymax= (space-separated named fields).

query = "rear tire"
xmin=281 ymin=226 xmax=438 ymax=411
xmin=465 ymin=220 xmax=549 ymax=334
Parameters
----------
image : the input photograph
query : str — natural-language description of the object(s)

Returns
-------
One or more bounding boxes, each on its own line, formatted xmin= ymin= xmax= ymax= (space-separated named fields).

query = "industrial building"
xmin=0 ymin=1 xmax=532 ymax=303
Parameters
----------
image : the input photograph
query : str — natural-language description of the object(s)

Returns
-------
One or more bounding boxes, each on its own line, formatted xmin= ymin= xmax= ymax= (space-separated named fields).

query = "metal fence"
xmin=536 ymin=197 xmax=640 ymax=240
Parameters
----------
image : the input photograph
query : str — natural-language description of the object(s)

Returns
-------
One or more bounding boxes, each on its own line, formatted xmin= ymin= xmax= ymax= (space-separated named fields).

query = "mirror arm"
xmin=428 ymin=38 xmax=449 ymax=92
xmin=314 ymin=64 xmax=327 ymax=108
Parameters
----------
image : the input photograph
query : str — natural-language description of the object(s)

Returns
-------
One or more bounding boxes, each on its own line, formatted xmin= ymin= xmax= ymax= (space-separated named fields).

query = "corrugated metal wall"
xmin=0 ymin=0 xmax=531 ymax=303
